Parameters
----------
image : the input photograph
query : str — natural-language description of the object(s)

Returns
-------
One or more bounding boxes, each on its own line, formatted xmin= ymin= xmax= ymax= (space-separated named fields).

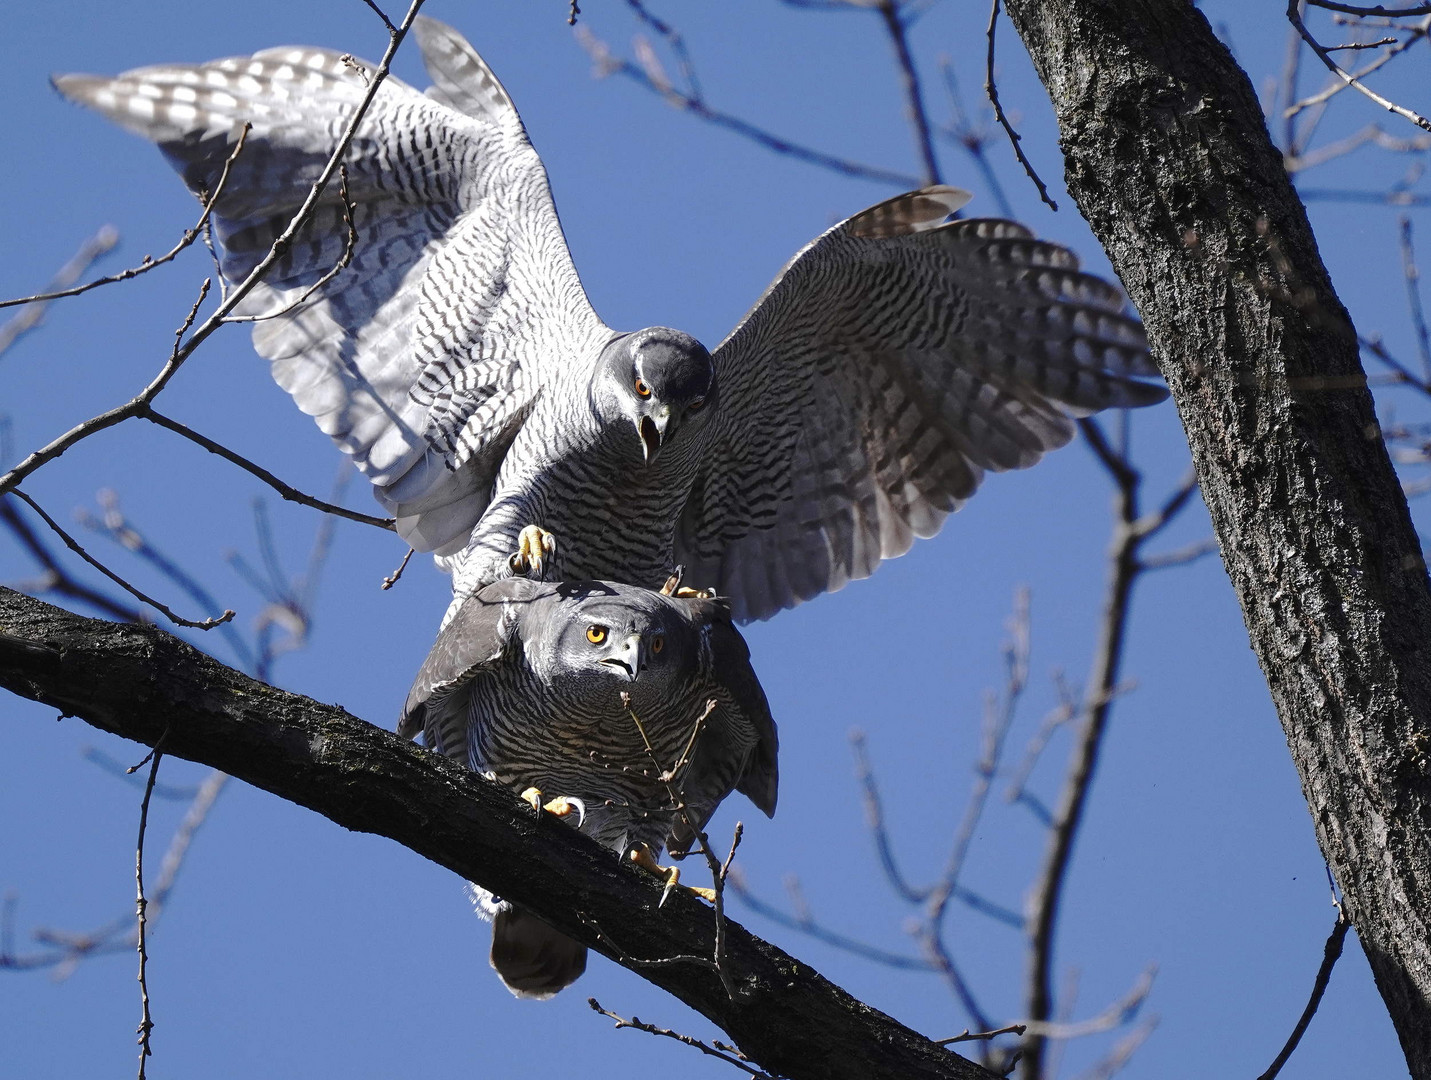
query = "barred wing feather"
xmin=676 ymin=186 xmax=1167 ymax=622
xmin=54 ymin=17 xmax=608 ymax=556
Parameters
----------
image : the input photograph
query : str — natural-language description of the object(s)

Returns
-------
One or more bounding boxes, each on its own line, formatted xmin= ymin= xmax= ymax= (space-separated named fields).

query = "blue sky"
xmin=2 ymin=2 xmax=1424 ymax=1077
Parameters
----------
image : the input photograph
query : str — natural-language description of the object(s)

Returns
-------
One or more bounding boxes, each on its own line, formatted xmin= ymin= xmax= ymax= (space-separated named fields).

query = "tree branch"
xmin=0 ymin=586 xmax=996 ymax=1080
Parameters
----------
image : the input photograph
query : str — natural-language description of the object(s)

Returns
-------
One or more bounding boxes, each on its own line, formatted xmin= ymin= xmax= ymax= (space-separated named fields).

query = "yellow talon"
xmin=508 ymin=525 xmax=557 ymax=579
xmin=628 ymin=843 xmax=715 ymax=906
xmin=520 ymin=788 xmax=586 ymax=826
xmin=659 ymin=567 xmax=715 ymax=600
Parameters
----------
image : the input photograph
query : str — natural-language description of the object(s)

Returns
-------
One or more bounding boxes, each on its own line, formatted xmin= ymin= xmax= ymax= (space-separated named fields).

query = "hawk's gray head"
xmin=593 ymin=327 xmax=715 ymax=464
xmin=529 ymin=582 xmax=703 ymax=714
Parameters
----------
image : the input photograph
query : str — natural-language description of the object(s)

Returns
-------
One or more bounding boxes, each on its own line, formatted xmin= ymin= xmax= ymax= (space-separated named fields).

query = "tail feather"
xmin=490 ymin=906 xmax=587 ymax=999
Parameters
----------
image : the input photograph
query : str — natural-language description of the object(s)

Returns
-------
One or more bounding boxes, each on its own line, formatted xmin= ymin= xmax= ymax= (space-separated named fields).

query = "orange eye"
xmin=687 ymin=397 xmax=705 ymax=413
xmin=586 ymin=625 xmax=608 ymax=644
xmin=634 ymin=377 xmax=652 ymax=398
xmin=651 ymin=635 xmax=665 ymax=654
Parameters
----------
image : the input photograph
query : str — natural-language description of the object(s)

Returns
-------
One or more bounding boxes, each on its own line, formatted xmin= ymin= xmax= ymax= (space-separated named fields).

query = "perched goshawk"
xmin=401 ymin=577 xmax=778 ymax=997
xmin=55 ymin=17 xmax=1166 ymax=621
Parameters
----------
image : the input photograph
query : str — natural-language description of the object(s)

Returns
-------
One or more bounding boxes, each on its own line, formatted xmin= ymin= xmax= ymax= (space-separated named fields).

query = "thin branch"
xmin=850 ymin=729 xmax=930 ymax=904
xmin=936 ymin=1024 xmax=1028 ymax=1047
xmin=381 ymin=546 xmax=415 ymax=589
xmin=727 ymin=872 xmax=937 ymax=971
xmin=1068 ymin=1017 xmax=1158 ymax=1080
xmin=1255 ymin=910 xmax=1353 ymax=1080
xmin=1287 ymin=1 xmax=1431 ymax=132
xmin=1285 ymin=24 xmax=1427 ymax=119
xmin=140 ymin=409 xmax=392 ymax=530
xmin=1019 ymin=967 xmax=1155 ymax=1038
xmin=575 ymin=28 xmax=921 ymax=188
xmin=7 ymin=489 xmax=233 ymax=630
xmin=0 ymin=496 xmax=141 ymax=621
xmin=938 ymin=57 xmax=1015 ymax=217
xmin=588 ymin=998 xmax=781 ymax=1079
xmin=0 ymin=124 xmax=249 ymax=312
xmin=1400 ymin=215 xmax=1431 ymax=379
xmin=134 ymin=738 xmax=167 ymax=1080
xmin=1021 ymin=423 xmax=1163 ymax=1079
xmin=985 ymin=0 xmax=1058 ymax=210
xmin=0 ymin=227 xmax=119 ymax=357
xmin=358 ymin=0 xmax=398 ymax=34
xmin=1306 ymin=1 xmax=1431 ymax=15
xmin=875 ymin=0 xmax=943 ymax=185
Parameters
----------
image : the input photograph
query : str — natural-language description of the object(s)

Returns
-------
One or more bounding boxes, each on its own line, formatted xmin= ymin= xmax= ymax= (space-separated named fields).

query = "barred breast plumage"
xmin=54 ymin=16 xmax=1167 ymax=624
xmin=400 ymin=577 xmax=778 ymax=998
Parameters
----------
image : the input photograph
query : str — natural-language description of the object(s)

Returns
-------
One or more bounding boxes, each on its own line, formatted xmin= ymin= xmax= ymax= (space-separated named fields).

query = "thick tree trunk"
xmin=1002 ymin=1 xmax=1431 ymax=1075
xmin=0 ymin=586 xmax=994 ymax=1080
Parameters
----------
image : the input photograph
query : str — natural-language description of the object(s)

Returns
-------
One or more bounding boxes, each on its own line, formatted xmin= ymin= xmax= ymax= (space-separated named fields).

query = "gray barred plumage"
xmin=55 ymin=17 xmax=1168 ymax=625
xmin=401 ymin=577 xmax=778 ymax=997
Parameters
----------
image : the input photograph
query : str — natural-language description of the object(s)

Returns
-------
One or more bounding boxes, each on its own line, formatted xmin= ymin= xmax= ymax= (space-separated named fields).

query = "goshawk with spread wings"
xmin=56 ymin=16 xmax=1166 ymax=621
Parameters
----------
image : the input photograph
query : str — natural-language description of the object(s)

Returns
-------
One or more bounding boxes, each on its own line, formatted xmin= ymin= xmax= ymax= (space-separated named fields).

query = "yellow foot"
xmin=508 ymin=525 xmax=557 ymax=579
xmin=628 ymin=842 xmax=717 ymax=906
xmin=519 ymin=787 xmax=586 ymax=826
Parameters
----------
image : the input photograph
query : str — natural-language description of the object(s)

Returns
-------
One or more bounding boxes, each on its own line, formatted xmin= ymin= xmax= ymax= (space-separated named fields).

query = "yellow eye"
xmin=651 ymin=635 xmax=665 ymax=654
xmin=687 ymin=397 xmax=705 ymax=413
xmin=635 ymin=377 xmax=652 ymax=398
xmin=586 ymin=625 xmax=608 ymax=644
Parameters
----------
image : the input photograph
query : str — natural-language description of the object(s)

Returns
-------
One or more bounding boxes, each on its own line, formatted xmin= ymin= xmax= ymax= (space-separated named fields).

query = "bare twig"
xmin=985 ymin=0 xmax=1058 ymax=209
xmin=382 ymin=546 xmax=415 ymax=589
xmin=1 ymin=496 xmax=141 ymax=621
xmin=1020 ymin=421 xmax=1191 ymax=1078
xmin=140 ymin=410 xmax=392 ymax=531
xmin=575 ymin=28 xmax=920 ymax=188
xmin=7 ymin=489 xmax=233 ymax=630
xmin=0 ymin=227 xmax=119 ymax=357
xmin=875 ymin=0 xmax=943 ymax=185
xmin=588 ymin=998 xmax=780 ymax=1079
xmin=728 ymin=872 xmax=937 ymax=970
xmin=1255 ymin=910 xmax=1353 ymax=1080
xmin=936 ymin=1024 xmax=1028 ymax=1047
xmin=1400 ymin=216 xmax=1431 ymax=379
xmin=1307 ymin=1 xmax=1431 ymax=16
xmin=938 ymin=57 xmax=1015 ymax=217
xmin=1020 ymin=967 xmax=1155 ymax=1038
xmin=850 ymin=729 xmax=930 ymax=904
xmin=359 ymin=0 xmax=398 ymax=34
xmin=624 ymin=698 xmax=741 ymax=999
xmin=0 ymin=125 xmax=249 ymax=313
xmin=134 ymin=738 xmax=167 ymax=1080
xmin=1287 ymin=1 xmax=1431 ymax=131
xmin=1069 ymin=1017 xmax=1158 ymax=1080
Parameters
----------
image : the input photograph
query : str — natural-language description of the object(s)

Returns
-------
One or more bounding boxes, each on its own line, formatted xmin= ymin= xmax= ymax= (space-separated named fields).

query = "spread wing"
xmin=55 ymin=17 xmax=611 ymax=556
xmin=674 ymin=186 xmax=1167 ymax=621
xmin=400 ymin=577 xmax=543 ymax=763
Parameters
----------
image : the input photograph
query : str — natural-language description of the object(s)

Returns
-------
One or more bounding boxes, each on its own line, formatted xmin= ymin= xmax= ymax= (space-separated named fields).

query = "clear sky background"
xmin=1 ymin=2 xmax=1425 ymax=1077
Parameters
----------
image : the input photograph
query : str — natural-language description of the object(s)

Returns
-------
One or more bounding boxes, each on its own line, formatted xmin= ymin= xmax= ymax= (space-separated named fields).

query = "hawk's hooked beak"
xmin=637 ymin=409 xmax=670 ymax=464
xmin=600 ymin=633 xmax=646 ymax=681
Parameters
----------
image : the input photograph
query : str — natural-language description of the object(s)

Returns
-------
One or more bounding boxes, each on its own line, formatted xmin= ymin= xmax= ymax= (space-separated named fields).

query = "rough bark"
xmin=1002 ymin=2 xmax=1431 ymax=1075
xmin=0 ymin=586 xmax=994 ymax=1080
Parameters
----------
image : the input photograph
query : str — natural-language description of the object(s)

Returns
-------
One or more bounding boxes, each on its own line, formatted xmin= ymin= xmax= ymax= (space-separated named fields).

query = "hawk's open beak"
xmin=637 ymin=411 xmax=669 ymax=464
